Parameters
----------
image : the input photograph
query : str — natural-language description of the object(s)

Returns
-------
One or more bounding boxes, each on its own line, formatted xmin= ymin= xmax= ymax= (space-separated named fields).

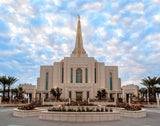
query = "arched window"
xmin=110 ymin=72 xmax=112 ymax=90
xmin=76 ymin=68 xmax=82 ymax=83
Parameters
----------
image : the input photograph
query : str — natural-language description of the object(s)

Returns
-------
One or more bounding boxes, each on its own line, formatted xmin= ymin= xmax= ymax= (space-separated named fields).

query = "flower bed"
xmin=123 ymin=104 xmax=142 ymax=111
xmin=63 ymin=102 xmax=96 ymax=106
xmin=18 ymin=104 xmax=35 ymax=110
xmin=48 ymin=106 xmax=113 ymax=112
xmin=14 ymin=104 xmax=51 ymax=117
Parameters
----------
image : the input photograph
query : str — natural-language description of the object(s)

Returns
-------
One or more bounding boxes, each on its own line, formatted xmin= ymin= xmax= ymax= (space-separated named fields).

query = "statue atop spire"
xmin=71 ymin=15 xmax=88 ymax=57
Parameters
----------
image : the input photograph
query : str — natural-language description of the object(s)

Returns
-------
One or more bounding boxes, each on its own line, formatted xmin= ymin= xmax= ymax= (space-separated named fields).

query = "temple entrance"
xmin=76 ymin=92 xmax=82 ymax=101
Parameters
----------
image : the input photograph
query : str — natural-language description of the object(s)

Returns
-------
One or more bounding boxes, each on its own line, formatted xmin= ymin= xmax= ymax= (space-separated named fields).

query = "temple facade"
xmin=36 ymin=16 xmax=122 ymax=101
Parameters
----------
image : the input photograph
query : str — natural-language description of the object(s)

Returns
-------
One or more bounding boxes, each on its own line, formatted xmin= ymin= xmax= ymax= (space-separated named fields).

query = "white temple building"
xmin=36 ymin=15 xmax=122 ymax=101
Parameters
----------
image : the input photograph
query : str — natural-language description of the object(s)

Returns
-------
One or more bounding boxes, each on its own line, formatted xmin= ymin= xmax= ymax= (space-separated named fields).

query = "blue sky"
xmin=0 ymin=0 xmax=160 ymax=88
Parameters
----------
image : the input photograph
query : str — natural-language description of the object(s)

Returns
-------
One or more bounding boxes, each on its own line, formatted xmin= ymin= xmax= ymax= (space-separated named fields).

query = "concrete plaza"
xmin=0 ymin=107 xmax=160 ymax=126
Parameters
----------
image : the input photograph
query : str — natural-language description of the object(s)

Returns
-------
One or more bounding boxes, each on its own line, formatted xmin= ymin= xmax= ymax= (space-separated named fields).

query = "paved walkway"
xmin=0 ymin=107 xmax=160 ymax=126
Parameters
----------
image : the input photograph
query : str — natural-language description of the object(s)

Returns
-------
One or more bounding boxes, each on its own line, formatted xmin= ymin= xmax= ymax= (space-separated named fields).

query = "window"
xmin=76 ymin=68 xmax=82 ymax=83
xmin=85 ymin=68 xmax=88 ymax=83
xmin=62 ymin=68 xmax=64 ymax=83
xmin=71 ymin=68 xmax=73 ymax=83
xmin=94 ymin=68 xmax=96 ymax=83
xmin=69 ymin=91 xmax=72 ymax=98
xmin=46 ymin=72 xmax=48 ymax=90
xmin=110 ymin=72 xmax=112 ymax=90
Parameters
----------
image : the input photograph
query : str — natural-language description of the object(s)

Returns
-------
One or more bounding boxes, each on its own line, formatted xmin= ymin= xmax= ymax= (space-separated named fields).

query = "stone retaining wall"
xmin=13 ymin=108 xmax=40 ymax=117
xmin=39 ymin=111 xmax=120 ymax=122
xmin=120 ymin=108 xmax=146 ymax=118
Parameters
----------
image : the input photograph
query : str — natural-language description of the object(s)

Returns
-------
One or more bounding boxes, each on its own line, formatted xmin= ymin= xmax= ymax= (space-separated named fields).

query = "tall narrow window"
xmin=62 ymin=68 xmax=64 ymax=83
xmin=94 ymin=68 xmax=96 ymax=83
xmin=76 ymin=68 xmax=82 ymax=83
xmin=71 ymin=68 xmax=73 ymax=83
xmin=46 ymin=72 xmax=48 ymax=90
xmin=110 ymin=72 xmax=112 ymax=90
xmin=85 ymin=68 xmax=88 ymax=83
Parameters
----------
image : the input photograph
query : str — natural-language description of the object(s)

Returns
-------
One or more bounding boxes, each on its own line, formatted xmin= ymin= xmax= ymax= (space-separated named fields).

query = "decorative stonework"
xmin=39 ymin=111 xmax=120 ymax=122
xmin=70 ymin=63 xmax=88 ymax=68
xmin=13 ymin=108 xmax=40 ymax=117
xmin=120 ymin=108 xmax=146 ymax=118
xmin=66 ymin=85 xmax=92 ymax=89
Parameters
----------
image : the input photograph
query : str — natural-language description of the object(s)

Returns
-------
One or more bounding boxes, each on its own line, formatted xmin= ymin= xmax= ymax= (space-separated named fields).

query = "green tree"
xmin=96 ymin=89 xmax=107 ymax=100
xmin=18 ymin=87 xmax=25 ymax=99
xmin=141 ymin=76 xmax=159 ymax=101
xmin=56 ymin=87 xmax=62 ymax=100
xmin=96 ymin=90 xmax=102 ymax=100
xmin=13 ymin=87 xmax=25 ymax=99
xmin=139 ymin=88 xmax=147 ymax=101
xmin=50 ymin=87 xmax=62 ymax=101
xmin=101 ymin=89 xmax=107 ymax=99
xmin=6 ymin=76 xmax=18 ymax=101
xmin=0 ymin=76 xmax=8 ymax=101
xmin=155 ymin=87 xmax=160 ymax=98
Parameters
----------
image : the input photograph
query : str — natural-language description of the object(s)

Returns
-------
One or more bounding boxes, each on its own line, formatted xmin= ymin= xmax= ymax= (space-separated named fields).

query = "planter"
xmin=39 ymin=111 xmax=120 ymax=122
xmin=120 ymin=108 xmax=146 ymax=118
xmin=13 ymin=108 xmax=40 ymax=117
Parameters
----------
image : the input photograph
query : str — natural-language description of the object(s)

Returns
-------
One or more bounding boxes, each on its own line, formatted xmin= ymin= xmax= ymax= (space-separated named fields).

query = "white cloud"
xmin=145 ymin=33 xmax=160 ymax=41
xmin=0 ymin=50 xmax=21 ymax=56
xmin=96 ymin=27 xmax=107 ymax=38
xmin=45 ymin=13 xmax=61 ymax=25
xmin=153 ymin=14 xmax=160 ymax=23
xmin=111 ymin=15 xmax=121 ymax=25
xmin=125 ymin=2 xmax=144 ymax=14
xmin=53 ymin=26 xmax=75 ymax=39
xmin=152 ymin=0 xmax=160 ymax=3
xmin=0 ymin=0 xmax=13 ymax=4
xmin=82 ymin=2 xmax=103 ymax=12
xmin=114 ymin=29 xmax=123 ymax=37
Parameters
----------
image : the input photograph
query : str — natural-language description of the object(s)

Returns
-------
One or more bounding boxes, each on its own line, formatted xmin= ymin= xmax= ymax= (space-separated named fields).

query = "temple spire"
xmin=71 ymin=15 xmax=88 ymax=57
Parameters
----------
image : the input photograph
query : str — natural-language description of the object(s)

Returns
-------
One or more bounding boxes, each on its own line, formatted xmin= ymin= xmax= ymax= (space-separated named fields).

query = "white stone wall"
xmin=37 ymin=56 xmax=122 ymax=100
xmin=122 ymin=84 xmax=139 ymax=97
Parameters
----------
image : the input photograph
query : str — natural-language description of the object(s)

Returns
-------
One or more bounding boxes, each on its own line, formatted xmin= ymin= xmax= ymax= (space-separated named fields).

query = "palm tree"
xmin=0 ymin=76 xmax=8 ymax=101
xmin=56 ymin=87 xmax=62 ymax=100
xmin=101 ymin=89 xmax=107 ymax=99
xmin=155 ymin=87 xmax=160 ymax=98
xmin=50 ymin=88 xmax=57 ymax=99
xmin=17 ymin=87 xmax=25 ymax=99
xmin=96 ymin=90 xmax=102 ymax=100
xmin=6 ymin=76 xmax=18 ymax=101
xmin=141 ymin=76 xmax=159 ymax=101
xmin=139 ymin=88 xmax=147 ymax=101
xmin=50 ymin=87 xmax=62 ymax=101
